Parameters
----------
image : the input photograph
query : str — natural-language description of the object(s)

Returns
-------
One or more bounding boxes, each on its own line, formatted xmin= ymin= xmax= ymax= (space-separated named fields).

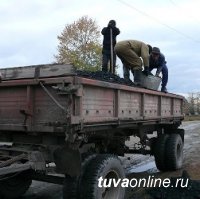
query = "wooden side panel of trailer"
xmin=0 ymin=64 xmax=184 ymax=134
xmin=72 ymin=77 xmax=184 ymax=124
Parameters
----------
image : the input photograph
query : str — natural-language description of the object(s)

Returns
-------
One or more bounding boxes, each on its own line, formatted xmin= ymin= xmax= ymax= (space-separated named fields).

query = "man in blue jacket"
xmin=101 ymin=20 xmax=120 ymax=73
xmin=149 ymin=47 xmax=168 ymax=92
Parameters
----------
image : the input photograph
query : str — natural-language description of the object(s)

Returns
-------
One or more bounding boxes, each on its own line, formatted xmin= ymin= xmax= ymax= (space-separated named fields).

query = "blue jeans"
xmin=149 ymin=65 xmax=168 ymax=88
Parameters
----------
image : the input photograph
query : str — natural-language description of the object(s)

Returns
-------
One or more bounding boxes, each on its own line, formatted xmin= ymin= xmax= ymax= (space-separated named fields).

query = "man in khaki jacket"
xmin=114 ymin=40 xmax=150 ymax=85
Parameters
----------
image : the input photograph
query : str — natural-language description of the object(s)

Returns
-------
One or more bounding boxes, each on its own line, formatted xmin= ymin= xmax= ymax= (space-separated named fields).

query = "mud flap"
xmin=53 ymin=145 xmax=81 ymax=177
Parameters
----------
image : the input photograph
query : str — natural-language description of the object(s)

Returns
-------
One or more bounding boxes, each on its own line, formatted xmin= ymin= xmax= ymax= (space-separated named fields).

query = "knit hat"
xmin=152 ymin=47 xmax=160 ymax=54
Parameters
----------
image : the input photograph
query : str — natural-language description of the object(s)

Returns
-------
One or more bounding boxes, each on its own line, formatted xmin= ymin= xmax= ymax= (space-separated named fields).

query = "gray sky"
xmin=1 ymin=0 xmax=200 ymax=95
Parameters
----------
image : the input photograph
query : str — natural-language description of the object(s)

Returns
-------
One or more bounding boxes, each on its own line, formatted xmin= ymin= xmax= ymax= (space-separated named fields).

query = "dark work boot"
xmin=161 ymin=86 xmax=168 ymax=93
xmin=133 ymin=69 xmax=142 ymax=86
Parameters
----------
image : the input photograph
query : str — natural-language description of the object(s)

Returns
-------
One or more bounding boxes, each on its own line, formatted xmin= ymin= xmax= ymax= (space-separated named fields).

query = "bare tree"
xmin=55 ymin=16 xmax=102 ymax=71
xmin=188 ymin=93 xmax=195 ymax=115
xmin=187 ymin=92 xmax=200 ymax=115
xmin=196 ymin=93 xmax=200 ymax=114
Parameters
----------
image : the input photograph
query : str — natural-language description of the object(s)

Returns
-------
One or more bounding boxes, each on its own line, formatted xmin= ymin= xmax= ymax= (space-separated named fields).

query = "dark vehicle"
xmin=0 ymin=64 xmax=184 ymax=199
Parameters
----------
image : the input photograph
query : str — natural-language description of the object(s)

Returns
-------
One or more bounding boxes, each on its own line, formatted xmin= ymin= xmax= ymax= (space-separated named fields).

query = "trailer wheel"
xmin=79 ymin=154 xmax=125 ymax=199
xmin=165 ymin=134 xmax=183 ymax=170
xmin=154 ymin=134 xmax=169 ymax=171
xmin=63 ymin=153 xmax=96 ymax=199
xmin=0 ymin=170 xmax=32 ymax=199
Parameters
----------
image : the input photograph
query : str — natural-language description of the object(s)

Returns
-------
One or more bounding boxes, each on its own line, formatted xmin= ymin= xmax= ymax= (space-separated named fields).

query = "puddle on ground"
xmin=127 ymin=161 xmax=158 ymax=174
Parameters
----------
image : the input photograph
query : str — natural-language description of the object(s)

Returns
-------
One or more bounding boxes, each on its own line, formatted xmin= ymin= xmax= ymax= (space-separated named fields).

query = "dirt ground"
xmin=181 ymin=121 xmax=200 ymax=179
xmin=21 ymin=121 xmax=200 ymax=199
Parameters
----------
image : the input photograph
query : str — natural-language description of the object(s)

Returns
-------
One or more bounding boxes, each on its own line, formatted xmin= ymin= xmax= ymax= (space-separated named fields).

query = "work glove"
xmin=156 ymin=68 xmax=162 ymax=77
xmin=143 ymin=66 xmax=149 ymax=76
xmin=155 ymin=72 xmax=160 ymax=77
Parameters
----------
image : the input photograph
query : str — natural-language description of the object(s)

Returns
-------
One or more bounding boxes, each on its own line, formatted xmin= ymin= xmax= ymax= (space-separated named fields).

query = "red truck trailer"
xmin=0 ymin=64 xmax=184 ymax=199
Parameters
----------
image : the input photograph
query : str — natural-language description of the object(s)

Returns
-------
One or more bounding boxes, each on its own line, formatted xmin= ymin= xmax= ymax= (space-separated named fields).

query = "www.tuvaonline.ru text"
xmin=98 ymin=176 xmax=189 ymax=188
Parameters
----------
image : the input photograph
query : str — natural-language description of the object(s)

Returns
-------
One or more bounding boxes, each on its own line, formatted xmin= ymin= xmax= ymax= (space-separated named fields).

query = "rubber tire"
xmin=79 ymin=154 xmax=125 ymax=199
xmin=0 ymin=170 xmax=32 ymax=199
xmin=165 ymin=134 xmax=183 ymax=170
xmin=63 ymin=153 xmax=96 ymax=199
xmin=154 ymin=134 xmax=169 ymax=171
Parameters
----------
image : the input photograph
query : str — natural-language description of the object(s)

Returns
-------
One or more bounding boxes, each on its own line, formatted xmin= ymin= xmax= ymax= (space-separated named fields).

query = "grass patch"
xmin=184 ymin=115 xmax=200 ymax=121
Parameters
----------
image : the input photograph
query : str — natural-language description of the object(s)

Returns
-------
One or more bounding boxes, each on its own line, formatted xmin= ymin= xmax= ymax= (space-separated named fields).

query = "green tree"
xmin=55 ymin=16 xmax=102 ymax=71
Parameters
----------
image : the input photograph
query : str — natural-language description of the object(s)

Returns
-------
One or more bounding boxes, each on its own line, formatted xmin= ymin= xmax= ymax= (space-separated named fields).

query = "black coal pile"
xmin=146 ymin=171 xmax=200 ymax=199
xmin=76 ymin=70 xmax=136 ymax=87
